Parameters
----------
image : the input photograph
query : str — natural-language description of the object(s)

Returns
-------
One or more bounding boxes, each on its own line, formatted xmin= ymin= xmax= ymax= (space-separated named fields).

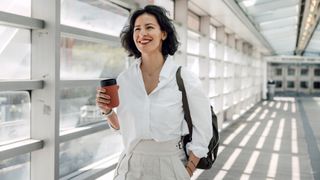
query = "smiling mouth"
xmin=138 ymin=39 xmax=152 ymax=45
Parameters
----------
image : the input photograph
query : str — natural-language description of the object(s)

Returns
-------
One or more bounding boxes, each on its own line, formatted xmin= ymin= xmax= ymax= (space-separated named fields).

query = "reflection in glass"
xmin=0 ymin=0 xmax=30 ymax=17
xmin=61 ymin=0 xmax=129 ymax=36
xmin=59 ymin=130 xmax=123 ymax=177
xmin=60 ymin=86 xmax=105 ymax=131
xmin=0 ymin=153 xmax=30 ymax=180
xmin=0 ymin=26 xmax=30 ymax=80
xmin=0 ymin=91 xmax=30 ymax=145
xmin=187 ymin=56 xmax=199 ymax=76
xmin=60 ymin=37 xmax=127 ymax=79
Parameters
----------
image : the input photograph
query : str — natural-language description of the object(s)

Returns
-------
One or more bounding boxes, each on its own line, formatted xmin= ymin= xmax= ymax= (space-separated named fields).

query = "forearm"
xmin=104 ymin=110 xmax=120 ymax=130
xmin=186 ymin=151 xmax=200 ymax=176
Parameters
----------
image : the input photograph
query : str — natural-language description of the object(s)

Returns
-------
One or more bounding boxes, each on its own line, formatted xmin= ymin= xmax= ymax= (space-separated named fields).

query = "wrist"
xmin=102 ymin=109 xmax=113 ymax=118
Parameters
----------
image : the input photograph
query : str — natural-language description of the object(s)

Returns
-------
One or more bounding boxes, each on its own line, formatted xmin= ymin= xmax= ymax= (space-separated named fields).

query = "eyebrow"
xmin=134 ymin=23 xmax=155 ymax=27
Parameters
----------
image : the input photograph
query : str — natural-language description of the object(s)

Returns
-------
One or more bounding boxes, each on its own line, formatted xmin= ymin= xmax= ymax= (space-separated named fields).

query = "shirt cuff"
xmin=186 ymin=143 xmax=208 ymax=158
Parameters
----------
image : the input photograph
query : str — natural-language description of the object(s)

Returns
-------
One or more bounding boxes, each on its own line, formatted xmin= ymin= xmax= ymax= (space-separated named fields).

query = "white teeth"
xmin=140 ymin=40 xmax=151 ymax=44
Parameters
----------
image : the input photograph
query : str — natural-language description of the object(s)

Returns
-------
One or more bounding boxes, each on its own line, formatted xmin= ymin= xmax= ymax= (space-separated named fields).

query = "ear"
xmin=162 ymin=31 xmax=167 ymax=40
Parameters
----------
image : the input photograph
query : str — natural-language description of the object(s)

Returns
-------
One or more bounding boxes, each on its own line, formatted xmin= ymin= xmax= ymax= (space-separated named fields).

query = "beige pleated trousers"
xmin=113 ymin=138 xmax=190 ymax=180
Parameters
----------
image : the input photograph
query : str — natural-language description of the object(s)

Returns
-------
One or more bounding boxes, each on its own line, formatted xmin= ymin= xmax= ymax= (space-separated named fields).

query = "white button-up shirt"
xmin=116 ymin=57 xmax=212 ymax=158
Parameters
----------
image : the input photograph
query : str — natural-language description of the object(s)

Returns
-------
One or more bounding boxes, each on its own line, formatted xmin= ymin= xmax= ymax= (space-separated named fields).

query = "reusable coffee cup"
xmin=100 ymin=78 xmax=119 ymax=108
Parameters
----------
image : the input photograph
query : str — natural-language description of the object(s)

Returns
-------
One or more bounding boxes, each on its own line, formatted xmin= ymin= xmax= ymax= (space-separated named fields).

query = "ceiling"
xmin=189 ymin=0 xmax=320 ymax=57
xmin=235 ymin=0 xmax=320 ymax=56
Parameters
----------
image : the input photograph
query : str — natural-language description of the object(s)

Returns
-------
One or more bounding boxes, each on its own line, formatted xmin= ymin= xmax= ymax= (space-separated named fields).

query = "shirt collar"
xmin=135 ymin=56 xmax=176 ymax=79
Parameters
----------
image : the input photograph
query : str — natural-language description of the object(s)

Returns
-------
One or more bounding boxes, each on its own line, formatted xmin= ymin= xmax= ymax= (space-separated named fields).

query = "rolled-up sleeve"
xmin=182 ymin=69 xmax=213 ymax=158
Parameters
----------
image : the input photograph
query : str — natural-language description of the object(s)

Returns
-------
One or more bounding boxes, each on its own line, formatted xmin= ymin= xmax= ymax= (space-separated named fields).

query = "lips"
xmin=138 ymin=38 xmax=152 ymax=45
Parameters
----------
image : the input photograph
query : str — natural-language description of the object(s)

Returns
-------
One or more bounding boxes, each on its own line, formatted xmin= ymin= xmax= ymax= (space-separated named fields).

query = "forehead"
xmin=134 ymin=13 xmax=159 ymax=26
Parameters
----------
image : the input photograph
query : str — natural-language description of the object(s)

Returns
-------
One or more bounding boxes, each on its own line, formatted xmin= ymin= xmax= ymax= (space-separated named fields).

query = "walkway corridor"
xmin=194 ymin=96 xmax=320 ymax=180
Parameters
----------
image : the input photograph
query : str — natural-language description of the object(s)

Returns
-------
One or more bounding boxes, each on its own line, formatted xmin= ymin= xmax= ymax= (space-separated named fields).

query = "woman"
xmin=96 ymin=5 xmax=212 ymax=180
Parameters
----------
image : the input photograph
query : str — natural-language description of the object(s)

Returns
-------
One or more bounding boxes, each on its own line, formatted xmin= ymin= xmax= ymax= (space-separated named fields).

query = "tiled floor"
xmin=194 ymin=96 xmax=320 ymax=180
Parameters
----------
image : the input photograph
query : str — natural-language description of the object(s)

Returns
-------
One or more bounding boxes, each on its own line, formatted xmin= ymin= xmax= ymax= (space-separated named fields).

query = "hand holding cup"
xmin=96 ymin=79 xmax=119 ymax=113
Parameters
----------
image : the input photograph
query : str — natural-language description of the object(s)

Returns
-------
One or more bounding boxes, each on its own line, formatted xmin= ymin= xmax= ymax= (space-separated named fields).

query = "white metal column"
xmin=31 ymin=0 xmax=60 ymax=179
xmin=174 ymin=0 xmax=188 ymax=66
xmin=199 ymin=15 xmax=210 ymax=94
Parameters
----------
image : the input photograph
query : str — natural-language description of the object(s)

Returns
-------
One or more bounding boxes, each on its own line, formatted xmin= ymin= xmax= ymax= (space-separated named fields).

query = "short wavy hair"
xmin=120 ymin=5 xmax=179 ymax=59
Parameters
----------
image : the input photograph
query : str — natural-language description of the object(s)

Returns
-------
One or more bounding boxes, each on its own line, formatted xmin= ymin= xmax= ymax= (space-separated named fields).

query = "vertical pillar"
xmin=199 ymin=15 xmax=210 ymax=94
xmin=216 ymin=26 xmax=226 ymax=126
xmin=31 ymin=0 xmax=60 ymax=179
xmin=174 ymin=0 xmax=188 ymax=66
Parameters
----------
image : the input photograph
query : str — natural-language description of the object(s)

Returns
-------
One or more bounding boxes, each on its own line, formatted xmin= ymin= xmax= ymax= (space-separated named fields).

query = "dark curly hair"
xmin=120 ymin=5 xmax=179 ymax=59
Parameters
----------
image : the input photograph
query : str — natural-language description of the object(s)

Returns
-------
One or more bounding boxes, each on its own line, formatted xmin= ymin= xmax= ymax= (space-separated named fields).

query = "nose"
xmin=139 ymin=28 xmax=147 ymax=36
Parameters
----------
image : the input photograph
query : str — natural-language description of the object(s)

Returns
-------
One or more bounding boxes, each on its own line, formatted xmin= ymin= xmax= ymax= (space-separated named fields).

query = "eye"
xmin=134 ymin=27 xmax=140 ymax=31
xmin=146 ymin=26 xmax=153 ymax=29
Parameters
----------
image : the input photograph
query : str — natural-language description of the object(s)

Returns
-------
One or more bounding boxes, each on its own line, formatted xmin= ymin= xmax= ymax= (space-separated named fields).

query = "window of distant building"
xmin=288 ymin=68 xmax=295 ymax=76
xmin=275 ymin=80 xmax=282 ymax=88
xmin=275 ymin=68 xmax=282 ymax=76
xmin=300 ymin=81 xmax=308 ymax=89
xmin=314 ymin=82 xmax=320 ymax=89
xmin=314 ymin=69 xmax=320 ymax=76
xmin=287 ymin=81 xmax=295 ymax=88
xmin=301 ymin=68 xmax=308 ymax=76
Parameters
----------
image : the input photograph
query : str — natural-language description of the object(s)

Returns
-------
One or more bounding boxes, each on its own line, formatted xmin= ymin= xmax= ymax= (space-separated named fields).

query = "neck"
xmin=140 ymin=53 xmax=165 ymax=75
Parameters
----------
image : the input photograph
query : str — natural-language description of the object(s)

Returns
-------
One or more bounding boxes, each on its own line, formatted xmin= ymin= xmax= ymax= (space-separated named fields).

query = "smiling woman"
xmin=96 ymin=4 xmax=213 ymax=180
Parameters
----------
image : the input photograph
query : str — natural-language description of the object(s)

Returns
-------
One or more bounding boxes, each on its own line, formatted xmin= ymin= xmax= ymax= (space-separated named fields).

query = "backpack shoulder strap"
xmin=176 ymin=66 xmax=193 ymax=135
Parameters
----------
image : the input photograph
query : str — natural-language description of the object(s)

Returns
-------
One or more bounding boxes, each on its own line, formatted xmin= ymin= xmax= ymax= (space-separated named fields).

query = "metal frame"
xmin=0 ymin=139 xmax=44 ymax=161
xmin=0 ymin=11 xmax=44 ymax=29
xmin=59 ymin=122 xmax=111 ymax=143
xmin=61 ymin=25 xmax=120 ymax=44
xmin=0 ymin=80 xmax=44 ymax=91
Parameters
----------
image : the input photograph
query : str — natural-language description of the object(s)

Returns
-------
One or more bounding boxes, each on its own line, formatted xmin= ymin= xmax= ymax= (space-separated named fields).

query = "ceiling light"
xmin=242 ymin=0 xmax=256 ymax=7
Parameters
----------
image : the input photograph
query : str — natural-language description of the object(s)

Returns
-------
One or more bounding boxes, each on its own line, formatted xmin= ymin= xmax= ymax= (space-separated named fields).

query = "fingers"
xmin=96 ymin=89 xmax=112 ymax=111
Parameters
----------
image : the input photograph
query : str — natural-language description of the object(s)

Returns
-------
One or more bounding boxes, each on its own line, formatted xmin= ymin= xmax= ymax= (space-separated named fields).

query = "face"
xmin=133 ymin=13 xmax=167 ymax=56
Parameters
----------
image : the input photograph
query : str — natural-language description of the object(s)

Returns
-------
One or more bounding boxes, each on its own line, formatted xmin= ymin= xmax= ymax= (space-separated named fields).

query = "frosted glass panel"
xmin=60 ymin=86 xmax=103 ymax=131
xmin=187 ymin=31 xmax=200 ymax=54
xmin=0 ymin=26 xmax=30 ymax=80
xmin=60 ymin=37 xmax=127 ymax=79
xmin=0 ymin=0 xmax=30 ymax=17
xmin=0 ymin=91 xmax=30 ymax=145
xmin=0 ymin=153 xmax=30 ymax=180
xmin=187 ymin=56 xmax=199 ymax=76
xmin=59 ymin=130 xmax=123 ymax=177
xmin=61 ymin=0 xmax=129 ymax=36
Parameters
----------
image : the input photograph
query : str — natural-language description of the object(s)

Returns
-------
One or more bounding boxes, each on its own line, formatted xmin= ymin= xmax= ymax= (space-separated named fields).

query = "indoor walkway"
xmin=194 ymin=96 xmax=320 ymax=180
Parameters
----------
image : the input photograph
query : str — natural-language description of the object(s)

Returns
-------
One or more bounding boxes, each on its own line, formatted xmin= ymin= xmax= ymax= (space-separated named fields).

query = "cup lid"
xmin=100 ymin=78 xmax=117 ymax=86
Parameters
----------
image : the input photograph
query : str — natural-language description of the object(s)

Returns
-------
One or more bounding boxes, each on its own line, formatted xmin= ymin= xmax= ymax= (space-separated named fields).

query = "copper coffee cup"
xmin=100 ymin=79 xmax=119 ymax=108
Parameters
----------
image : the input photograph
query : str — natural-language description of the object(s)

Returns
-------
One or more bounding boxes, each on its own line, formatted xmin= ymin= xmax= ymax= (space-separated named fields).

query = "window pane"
xmin=300 ymin=81 xmax=308 ymax=89
xmin=187 ymin=31 xmax=200 ymax=54
xmin=60 ymin=37 xmax=127 ymax=79
xmin=209 ymin=41 xmax=216 ymax=58
xmin=210 ymin=25 xmax=216 ymax=40
xmin=0 ymin=91 xmax=30 ymax=145
xmin=187 ymin=56 xmax=199 ymax=76
xmin=275 ymin=68 xmax=282 ymax=76
xmin=60 ymin=86 xmax=103 ymax=131
xmin=301 ymin=68 xmax=308 ymax=76
xmin=288 ymin=68 xmax=295 ymax=76
xmin=154 ymin=0 xmax=174 ymax=19
xmin=0 ymin=153 xmax=30 ymax=180
xmin=314 ymin=82 xmax=320 ymax=89
xmin=187 ymin=11 xmax=200 ymax=32
xmin=0 ymin=26 xmax=30 ymax=80
xmin=0 ymin=0 xmax=30 ymax=17
xmin=61 ymin=0 xmax=129 ymax=37
xmin=275 ymin=81 xmax=282 ymax=88
xmin=287 ymin=81 xmax=295 ymax=88
xmin=314 ymin=69 xmax=320 ymax=76
xmin=59 ymin=131 xmax=123 ymax=177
